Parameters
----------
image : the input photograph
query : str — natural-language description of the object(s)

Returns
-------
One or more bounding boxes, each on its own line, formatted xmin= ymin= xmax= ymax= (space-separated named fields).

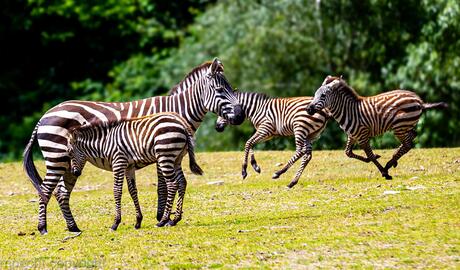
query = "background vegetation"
xmin=1 ymin=0 xmax=459 ymax=160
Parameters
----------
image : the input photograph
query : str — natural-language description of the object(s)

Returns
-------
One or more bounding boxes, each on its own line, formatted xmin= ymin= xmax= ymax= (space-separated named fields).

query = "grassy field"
xmin=0 ymin=148 xmax=459 ymax=269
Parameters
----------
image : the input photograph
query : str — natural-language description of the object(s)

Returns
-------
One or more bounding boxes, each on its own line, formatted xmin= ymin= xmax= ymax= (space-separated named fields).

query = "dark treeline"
xmin=1 ymin=0 xmax=458 ymax=160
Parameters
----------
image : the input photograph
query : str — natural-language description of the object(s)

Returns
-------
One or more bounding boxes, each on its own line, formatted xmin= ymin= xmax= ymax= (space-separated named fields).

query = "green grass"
xmin=0 ymin=148 xmax=459 ymax=269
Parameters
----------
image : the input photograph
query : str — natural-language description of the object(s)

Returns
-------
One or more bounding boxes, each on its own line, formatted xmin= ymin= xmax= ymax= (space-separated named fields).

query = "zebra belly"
xmin=86 ymin=157 xmax=155 ymax=172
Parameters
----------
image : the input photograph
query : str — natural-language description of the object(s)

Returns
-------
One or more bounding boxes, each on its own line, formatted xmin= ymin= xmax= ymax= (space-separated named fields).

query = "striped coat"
xmin=68 ymin=113 xmax=202 ymax=229
xmin=307 ymin=76 xmax=447 ymax=179
xmin=215 ymin=91 xmax=329 ymax=187
xmin=23 ymin=58 xmax=244 ymax=234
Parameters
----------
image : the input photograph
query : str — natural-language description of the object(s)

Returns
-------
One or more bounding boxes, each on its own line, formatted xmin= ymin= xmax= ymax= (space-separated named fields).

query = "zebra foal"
xmin=68 ymin=112 xmax=203 ymax=229
xmin=307 ymin=76 xmax=448 ymax=179
xmin=215 ymin=91 xmax=329 ymax=188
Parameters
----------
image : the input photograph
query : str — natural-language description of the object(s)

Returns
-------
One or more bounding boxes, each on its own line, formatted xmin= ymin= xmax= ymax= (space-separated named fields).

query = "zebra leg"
xmin=54 ymin=171 xmax=81 ymax=232
xmin=156 ymin=165 xmax=168 ymax=222
xmin=242 ymin=124 xmax=273 ymax=179
xmin=345 ymin=136 xmax=381 ymax=162
xmin=38 ymin=170 xmax=65 ymax=235
xmin=111 ymin=157 xmax=128 ymax=231
xmin=287 ymin=141 xmax=313 ymax=188
xmin=126 ymin=168 xmax=143 ymax=229
xmin=360 ymin=141 xmax=391 ymax=180
xmin=250 ymin=149 xmax=261 ymax=173
xmin=273 ymin=135 xmax=306 ymax=179
xmin=157 ymin=173 xmax=178 ymax=227
xmin=385 ymin=129 xmax=417 ymax=171
xmin=168 ymin=168 xmax=187 ymax=226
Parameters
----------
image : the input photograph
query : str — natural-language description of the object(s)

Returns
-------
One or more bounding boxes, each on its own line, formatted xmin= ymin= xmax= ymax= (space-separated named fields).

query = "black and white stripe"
xmin=68 ymin=113 xmax=202 ymax=229
xmin=215 ymin=91 xmax=329 ymax=188
xmin=23 ymin=58 xmax=244 ymax=234
xmin=307 ymin=75 xmax=448 ymax=179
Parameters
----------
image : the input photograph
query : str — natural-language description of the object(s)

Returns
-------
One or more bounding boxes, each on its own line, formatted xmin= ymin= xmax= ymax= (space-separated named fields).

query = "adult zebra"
xmin=68 ymin=113 xmax=203 ymax=230
xmin=23 ymin=58 xmax=245 ymax=234
xmin=214 ymin=91 xmax=329 ymax=188
xmin=307 ymin=75 xmax=448 ymax=179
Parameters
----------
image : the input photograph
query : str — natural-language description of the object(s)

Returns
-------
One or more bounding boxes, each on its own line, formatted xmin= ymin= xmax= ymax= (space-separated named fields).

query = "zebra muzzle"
xmin=228 ymin=105 xmax=245 ymax=125
xmin=71 ymin=168 xmax=82 ymax=177
xmin=306 ymin=104 xmax=317 ymax=115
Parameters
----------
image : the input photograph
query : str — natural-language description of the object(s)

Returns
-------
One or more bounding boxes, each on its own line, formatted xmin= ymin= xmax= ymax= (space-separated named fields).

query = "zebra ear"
xmin=209 ymin=57 xmax=224 ymax=76
xmin=339 ymin=75 xmax=344 ymax=80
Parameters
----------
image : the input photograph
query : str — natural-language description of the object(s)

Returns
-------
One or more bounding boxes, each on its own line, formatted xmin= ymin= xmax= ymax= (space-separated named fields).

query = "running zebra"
xmin=306 ymin=75 xmax=448 ymax=179
xmin=68 ymin=113 xmax=203 ymax=229
xmin=215 ymin=91 xmax=329 ymax=188
xmin=23 ymin=58 xmax=245 ymax=234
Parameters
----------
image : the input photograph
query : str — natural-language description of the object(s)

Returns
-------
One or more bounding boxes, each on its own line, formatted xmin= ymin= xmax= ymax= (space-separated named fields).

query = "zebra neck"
xmin=163 ymin=90 xmax=206 ymax=132
xmin=330 ymin=95 xmax=361 ymax=132
xmin=237 ymin=91 xmax=270 ymax=122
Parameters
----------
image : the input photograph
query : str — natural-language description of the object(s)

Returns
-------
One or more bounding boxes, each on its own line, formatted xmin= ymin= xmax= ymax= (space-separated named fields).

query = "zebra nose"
xmin=71 ymin=168 xmax=81 ymax=177
xmin=229 ymin=105 xmax=245 ymax=125
xmin=306 ymin=104 xmax=317 ymax=115
xmin=215 ymin=122 xmax=227 ymax=132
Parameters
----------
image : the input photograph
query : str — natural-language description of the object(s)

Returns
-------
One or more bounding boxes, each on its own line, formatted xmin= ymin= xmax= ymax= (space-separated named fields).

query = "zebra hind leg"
xmin=157 ymin=177 xmax=179 ymax=227
xmin=273 ymin=135 xmax=306 ymax=179
xmin=287 ymin=142 xmax=313 ymax=188
xmin=384 ymin=129 xmax=417 ymax=171
xmin=167 ymin=169 xmax=187 ymax=226
xmin=55 ymin=171 xmax=81 ymax=232
xmin=111 ymin=158 xmax=128 ymax=231
xmin=38 ymin=170 xmax=65 ymax=234
xmin=250 ymin=149 xmax=261 ymax=173
xmin=156 ymin=165 xmax=168 ymax=222
xmin=126 ymin=168 xmax=143 ymax=229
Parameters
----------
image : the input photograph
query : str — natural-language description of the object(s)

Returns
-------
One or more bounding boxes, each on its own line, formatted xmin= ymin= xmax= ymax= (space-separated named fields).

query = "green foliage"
xmin=1 ymin=149 xmax=459 ymax=267
xmin=1 ymin=0 xmax=459 ymax=159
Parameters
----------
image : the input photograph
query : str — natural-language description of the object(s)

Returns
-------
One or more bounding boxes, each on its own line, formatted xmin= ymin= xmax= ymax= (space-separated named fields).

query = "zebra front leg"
xmin=111 ymin=157 xmax=128 ymax=231
xmin=156 ymin=165 xmax=168 ymax=222
xmin=250 ymin=149 xmax=261 ymax=173
xmin=242 ymin=124 xmax=272 ymax=179
xmin=385 ymin=129 xmax=416 ymax=171
xmin=360 ymin=142 xmax=391 ymax=180
xmin=54 ymin=171 xmax=81 ymax=232
xmin=273 ymin=134 xmax=306 ymax=179
xmin=287 ymin=142 xmax=313 ymax=188
xmin=345 ymin=137 xmax=381 ymax=163
xmin=168 ymin=169 xmax=187 ymax=226
xmin=126 ymin=168 xmax=143 ymax=229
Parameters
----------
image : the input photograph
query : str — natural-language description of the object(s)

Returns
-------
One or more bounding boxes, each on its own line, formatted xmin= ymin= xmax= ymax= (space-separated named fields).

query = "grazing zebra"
xmin=23 ymin=58 xmax=245 ymax=234
xmin=306 ymin=75 xmax=448 ymax=179
xmin=68 ymin=113 xmax=203 ymax=229
xmin=214 ymin=91 xmax=329 ymax=188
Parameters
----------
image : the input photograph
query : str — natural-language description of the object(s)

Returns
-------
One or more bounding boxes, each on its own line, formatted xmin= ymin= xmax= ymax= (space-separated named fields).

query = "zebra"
xmin=23 ymin=58 xmax=245 ymax=234
xmin=68 ymin=112 xmax=203 ymax=229
xmin=214 ymin=91 xmax=329 ymax=188
xmin=306 ymin=75 xmax=448 ymax=179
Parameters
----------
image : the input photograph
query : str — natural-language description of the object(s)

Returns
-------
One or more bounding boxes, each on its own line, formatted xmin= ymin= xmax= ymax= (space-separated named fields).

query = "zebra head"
xmin=215 ymin=116 xmax=229 ymax=132
xmin=67 ymin=129 xmax=86 ymax=177
xmin=202 ymin=58 xmax=245 ymax=125
xmin=307 ymin=75 xmax=342 ymax=115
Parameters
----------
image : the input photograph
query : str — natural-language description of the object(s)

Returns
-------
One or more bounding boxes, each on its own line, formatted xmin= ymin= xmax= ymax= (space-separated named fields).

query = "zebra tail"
xmin=23 ymin=122 xmax=46 ymax=201
xmin=185 ymin=133 xmax=203 ymax=176
xmin=422 ymin=102 xmax=448 ymax=110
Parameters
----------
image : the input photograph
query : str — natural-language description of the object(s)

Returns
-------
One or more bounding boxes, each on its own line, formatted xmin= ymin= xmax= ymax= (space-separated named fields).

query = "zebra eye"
xmin=216 ymin=87 xmax=224 ymax=93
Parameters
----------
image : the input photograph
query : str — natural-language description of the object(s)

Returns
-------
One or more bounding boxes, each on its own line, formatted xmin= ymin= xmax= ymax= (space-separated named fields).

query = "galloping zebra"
xmin=307 ymin=75 xmax=448 ymax=179
xmin=214 ymin=91 xmax=329 ymax=188
xmin=68 ymin=113 xmax=203 ymax=229
xmin=23 ymin=58 xmax=245 ymax=234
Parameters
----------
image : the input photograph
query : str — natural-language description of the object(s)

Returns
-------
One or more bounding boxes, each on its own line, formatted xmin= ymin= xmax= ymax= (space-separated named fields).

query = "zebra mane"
xmin=168 ymin=61 xmax=223 ymax=95
xmin=336 ymin=80 xmax=362 ymax=100
xmin=237 ymin=90 xmax=271 ymax=99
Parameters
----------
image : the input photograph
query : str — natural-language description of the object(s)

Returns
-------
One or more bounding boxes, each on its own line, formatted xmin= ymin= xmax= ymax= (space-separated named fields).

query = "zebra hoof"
xmin=38 ymin=227 xmax=48 ymax=235
xmin=272 ymin=173 xmax=280 ymax=179
xmin=135 ymin=216 xmax=143 ymax=229
xmin=287 ymin=181 xmax=298 ymax=188
xmin=68 ymin=225 xmax=81 ymax=233
xmin=393 ymin=161 xmax=398 ymax=168
xmin=242 ymin=170 xmax=248 ymax=179
xmin=383 ymin=174 xmax=393 ymax=180
xmin=110 ymin=224 xmax=119 ymax=231
xmin=156 ymin=220 xmax=169 ymax=227
xmin=166 ymin=220 xmax=177 ymax=227
xmin=252 ymin=164 xmax=261 ymax=174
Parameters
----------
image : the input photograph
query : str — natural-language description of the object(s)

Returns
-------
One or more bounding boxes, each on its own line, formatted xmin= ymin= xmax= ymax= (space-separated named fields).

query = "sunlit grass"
xmin=0 ymin=148 xmax=459 ymax=268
